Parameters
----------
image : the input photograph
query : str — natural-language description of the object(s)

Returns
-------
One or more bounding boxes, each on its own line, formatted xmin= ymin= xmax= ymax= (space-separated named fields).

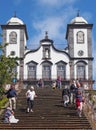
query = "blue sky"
xmin=0 ymin=0 xmax=96 ymax=88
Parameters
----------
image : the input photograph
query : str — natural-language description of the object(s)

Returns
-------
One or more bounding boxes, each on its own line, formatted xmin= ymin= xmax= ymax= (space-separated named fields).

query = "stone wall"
xmin=83 ymin=92 xmax=96 ymax=130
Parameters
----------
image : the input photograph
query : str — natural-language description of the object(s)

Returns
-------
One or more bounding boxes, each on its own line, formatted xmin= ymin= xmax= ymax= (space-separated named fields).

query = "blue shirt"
xmin=6 ymin=88 xmax=17 ymax=98
xmin=76 ymin=94 xmax=82 ymax=102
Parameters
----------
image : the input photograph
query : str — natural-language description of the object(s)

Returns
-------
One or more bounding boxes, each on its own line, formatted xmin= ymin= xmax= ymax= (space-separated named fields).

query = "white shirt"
xmin=29 ymin=90 xmax=36 ymax=100
xmin=26 ymin=89 xmax=31 ymax=98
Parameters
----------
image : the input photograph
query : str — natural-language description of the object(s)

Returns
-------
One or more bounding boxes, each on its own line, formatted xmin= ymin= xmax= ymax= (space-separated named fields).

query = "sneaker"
xmin=79 ymin=114 xmax=82 ymax=117
xmin=27 ymin=108 xmax=29 ymax=113
xmin=30 ymin=109 xmax=33 ymax=112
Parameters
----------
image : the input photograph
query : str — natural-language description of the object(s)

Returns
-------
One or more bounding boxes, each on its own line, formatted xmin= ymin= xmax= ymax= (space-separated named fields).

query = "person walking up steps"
xmin=62 ymin=86 xmax=70 ymax=107
xmin=75 ymin=90 xmax=83 ymax=117
xmin=26 ymin=86 xmax=37 ymax=113
xmin=56 ymin=76 xmax=62 ymax=89
xmin=75 ymin=81 xmax=85 ymax=117
xmin=69 ymin=80 xmax=76 ymax=104
xmin=5 ymin=84 xmax=17 ymax=111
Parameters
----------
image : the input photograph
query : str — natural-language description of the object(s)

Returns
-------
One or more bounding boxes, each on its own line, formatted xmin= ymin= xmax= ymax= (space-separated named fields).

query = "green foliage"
xmin=0 ymin=34 xmax=20 ymax=102
xmin=0 ymin=87 xmax=4 ymax=97
xmin=0 ymin=55 xmax=18 ymax=86
xmin=0 ymin=97 xmax=8 ymax=109
xmin=0 ymin=37 xmax=19 ymax=87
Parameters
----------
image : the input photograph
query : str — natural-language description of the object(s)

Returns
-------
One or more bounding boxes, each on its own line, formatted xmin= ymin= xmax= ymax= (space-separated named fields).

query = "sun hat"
xmin=31 ymin=86 xmax=34 ymax=90
xmin=7 ymin=107 xmax=12 ymax=110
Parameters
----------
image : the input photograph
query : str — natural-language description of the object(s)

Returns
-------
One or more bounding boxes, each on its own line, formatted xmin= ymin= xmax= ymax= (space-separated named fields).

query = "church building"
xmin=1 ymin=13 xmax=94 ymax=89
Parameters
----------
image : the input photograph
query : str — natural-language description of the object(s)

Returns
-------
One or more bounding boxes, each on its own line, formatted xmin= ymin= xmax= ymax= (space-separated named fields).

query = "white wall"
xmin=6 ymin=30 xmax=20 ymax=57
xmin=74 ymin=29 xmax=88 ymax=57
xmin=24 ymin=45 xmax=70 ymax=80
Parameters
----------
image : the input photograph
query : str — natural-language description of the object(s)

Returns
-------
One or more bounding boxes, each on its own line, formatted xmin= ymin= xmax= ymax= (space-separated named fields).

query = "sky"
xmin=0 ymin=0 xmax=96 ymax=88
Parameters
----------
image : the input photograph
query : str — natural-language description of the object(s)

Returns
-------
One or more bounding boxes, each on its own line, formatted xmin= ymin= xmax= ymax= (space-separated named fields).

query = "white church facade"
xmin=1 ymin=13 xmax=94 ymax=89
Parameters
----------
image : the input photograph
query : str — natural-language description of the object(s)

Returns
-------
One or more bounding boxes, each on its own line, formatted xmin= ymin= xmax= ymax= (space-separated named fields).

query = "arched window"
xmin=77 ymin=31 xmax=84 ymax=43
xmin=77 ymin=62 xmax=86 ymax=79
xmin=9 ymin=31 xmax=17 ymax=44
xmin=56 ymin=61 xmax=66 ymax=80
xmin=27 ymin=62 xmax=37 ymax=80
xmin=42 ymin=61 xmax=52 ymax=79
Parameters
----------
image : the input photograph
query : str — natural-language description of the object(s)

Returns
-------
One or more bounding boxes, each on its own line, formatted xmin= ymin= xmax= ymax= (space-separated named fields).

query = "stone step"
xmin=0 ymin=123 xmax=92 ymax=129
xmin=0 ymin=87 xmax=92 ymax=130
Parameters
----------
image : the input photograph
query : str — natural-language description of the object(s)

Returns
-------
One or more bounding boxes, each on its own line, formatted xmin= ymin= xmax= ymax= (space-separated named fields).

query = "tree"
xmin=0 ymin=37 xmax=18 ymax=88
xmin=0 ymin=55 xmax=18 ymax=86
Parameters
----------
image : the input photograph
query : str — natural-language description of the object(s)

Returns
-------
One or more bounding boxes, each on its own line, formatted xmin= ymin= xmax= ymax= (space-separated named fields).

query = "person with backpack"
xmin=62 ymin=85 xmax=70 ymax=107
xmin=75 ymin=90 xmax=83 ymax=117
xmin=75 ymin=81 xmax=85 ymax=117
xmin=69 ymin=80 xmax=76 ymax=104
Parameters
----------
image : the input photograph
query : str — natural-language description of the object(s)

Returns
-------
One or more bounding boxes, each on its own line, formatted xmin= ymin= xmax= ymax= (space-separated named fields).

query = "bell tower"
xmin=66 ymin=12 xmax=93 ymax=86
xmin=1 ymin=14 xmax=28 ymax=80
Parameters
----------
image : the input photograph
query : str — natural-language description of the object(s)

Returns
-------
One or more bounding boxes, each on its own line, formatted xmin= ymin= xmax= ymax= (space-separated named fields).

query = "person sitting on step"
xmin=3 ymin=107 xmax=19 ymax=123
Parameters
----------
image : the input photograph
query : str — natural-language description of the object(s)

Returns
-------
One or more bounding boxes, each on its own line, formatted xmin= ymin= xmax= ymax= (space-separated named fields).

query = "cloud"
xmin=28 ymin=16 xmax=67 ymax=49
xmin=28 ymin=6 xmax=76 ymax=49
xmin=38 ymin=0 xmax=77 ymax=7
xmin=28 ymin=0 xmax=94 ymax=52
xmin=33 ymin=17 xmax=64 ymax=37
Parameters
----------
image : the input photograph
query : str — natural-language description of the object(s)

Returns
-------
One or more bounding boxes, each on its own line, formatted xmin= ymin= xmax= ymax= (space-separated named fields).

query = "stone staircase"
xmin=0 ymin=87 xmax=92 ymax=130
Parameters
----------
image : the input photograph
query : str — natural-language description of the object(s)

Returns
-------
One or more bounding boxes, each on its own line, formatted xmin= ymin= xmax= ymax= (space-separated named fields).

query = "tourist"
xmin=3 ymin=107 xmax=19 ymax=123
xmin=62 ymin=85 xmax=70 ymax=107
xmin=26 ymin=86 xmax=37 ymax=113
xmin=56 ymin=76 xmax=62 ymax=89
xmin=75 ymin=90 xmax=83 ymax=117
xmin=52 ymin=80 xmax=56 ymax=89
xmin=76 ymin=81 xmax=85 ymax=96
xmin=69 ymin=80 xmax=76 ymax=104
xmin=5 ymin=84 xmax=17 ymax=111
xmin=37 ymin=79 xmax=44 ymax=88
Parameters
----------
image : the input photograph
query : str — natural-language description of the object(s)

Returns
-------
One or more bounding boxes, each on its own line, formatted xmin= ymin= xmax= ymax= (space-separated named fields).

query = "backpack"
xmin=70 ymin=84 xmax=75 ymax=91
xmin=62 ymin=89 xmax=69 ymax=96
